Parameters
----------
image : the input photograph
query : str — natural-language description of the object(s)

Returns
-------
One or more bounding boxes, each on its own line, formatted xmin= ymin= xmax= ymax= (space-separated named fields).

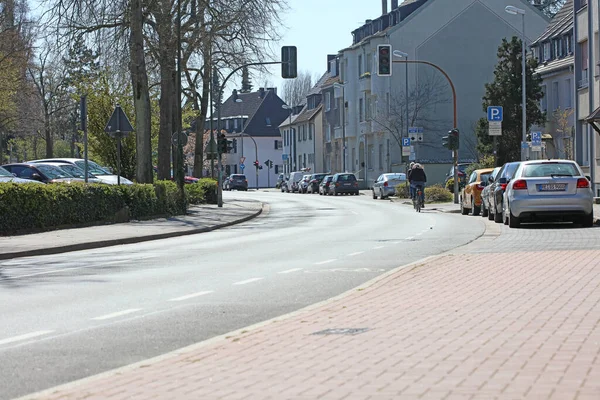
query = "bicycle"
xmin=413 ymin=185 xmax=423 ymax=212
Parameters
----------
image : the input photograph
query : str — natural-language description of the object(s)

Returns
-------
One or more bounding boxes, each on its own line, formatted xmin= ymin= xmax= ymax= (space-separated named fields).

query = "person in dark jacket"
xmin=409 ymin=163 xmax=427 ymax=207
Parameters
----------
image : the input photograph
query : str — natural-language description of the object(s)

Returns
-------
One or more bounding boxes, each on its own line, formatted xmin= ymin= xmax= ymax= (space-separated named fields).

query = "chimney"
xmin=382 ymin=0 xmax=387 ymax=14
xmin=259 ymin=87 xmax=265 ymax=98
xmin=391 ymin=0 xmax=398 ymax=9
xmin=267 ymin=87 xmax=277 ymax=95
xmin=327 ymin=54 xmax=336 ymax=72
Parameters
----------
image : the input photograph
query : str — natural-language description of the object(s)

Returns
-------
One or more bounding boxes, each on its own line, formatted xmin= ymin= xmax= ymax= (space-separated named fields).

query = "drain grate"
xmin=311 ymin=328 xmax=369 ymax=336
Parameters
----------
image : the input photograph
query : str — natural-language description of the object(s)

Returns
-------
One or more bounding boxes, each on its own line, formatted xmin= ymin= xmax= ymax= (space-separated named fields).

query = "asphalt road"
xmin=0 ymin=190 xmax=484 ymax=400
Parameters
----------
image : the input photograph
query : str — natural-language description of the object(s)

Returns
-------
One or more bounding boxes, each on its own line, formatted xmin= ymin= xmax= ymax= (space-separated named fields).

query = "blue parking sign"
xmin=402 ymin=137 xmax=411 ymax=146
xmin=487 ymin=106 xmax=503 ymax=122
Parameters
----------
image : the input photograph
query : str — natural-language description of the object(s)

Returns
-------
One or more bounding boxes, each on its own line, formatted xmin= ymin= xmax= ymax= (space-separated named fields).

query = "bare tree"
xmin=372 ymin=70 xmax=451 ymax=149
xmin=553 ymin=107 xmax=574 ymax=159
xmin=280 ymin=71 xmax=316 ymax=106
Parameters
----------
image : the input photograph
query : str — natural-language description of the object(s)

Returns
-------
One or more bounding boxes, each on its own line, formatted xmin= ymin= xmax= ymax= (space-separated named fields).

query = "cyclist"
xmin=407 ymin=162 xmax=415 ymax=199
xmin=409 ymin=163 xmax=427 ymax=208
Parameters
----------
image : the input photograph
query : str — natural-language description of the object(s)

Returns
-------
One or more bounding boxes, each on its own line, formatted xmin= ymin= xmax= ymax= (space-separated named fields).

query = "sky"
xmin=253 ymin=0 xmax=387 ymax=94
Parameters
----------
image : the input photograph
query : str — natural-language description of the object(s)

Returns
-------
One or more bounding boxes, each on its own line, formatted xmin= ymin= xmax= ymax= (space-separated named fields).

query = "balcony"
xmin=359 ymin=73 xmax=372 ymax=92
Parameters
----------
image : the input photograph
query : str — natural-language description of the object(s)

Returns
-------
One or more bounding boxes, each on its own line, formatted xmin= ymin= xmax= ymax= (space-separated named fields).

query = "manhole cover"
xmin=311 ymin=328 xmax=369 ymax=336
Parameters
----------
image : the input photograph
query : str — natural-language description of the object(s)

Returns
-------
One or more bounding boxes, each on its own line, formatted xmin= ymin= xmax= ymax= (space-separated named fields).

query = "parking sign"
xmin=487 ymin=106 xmax=503 ymax=122
xmin=402 ymin=137 xmax=411 ymax=146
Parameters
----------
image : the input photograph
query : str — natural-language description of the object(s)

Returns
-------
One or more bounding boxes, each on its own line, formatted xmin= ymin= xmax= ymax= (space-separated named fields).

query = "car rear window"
xmin=231 ymin=175 xmax=246 ymax=179
xmin=522 ymin=163 xmax=579 ymax=178
xmin=480 ymin=172 xmax=492 ymax=183
xmin=386 ymin=173 xmax=406 ymax=181
xmin=338 ymin=174 xmax=356 ymax=181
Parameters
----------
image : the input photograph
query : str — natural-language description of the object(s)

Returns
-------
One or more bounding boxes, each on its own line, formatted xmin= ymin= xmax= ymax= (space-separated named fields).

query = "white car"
xmin=0 ymin=166 xmax=43 ymax=184
xmin=28 ymin=158 xmax=133 ymax=185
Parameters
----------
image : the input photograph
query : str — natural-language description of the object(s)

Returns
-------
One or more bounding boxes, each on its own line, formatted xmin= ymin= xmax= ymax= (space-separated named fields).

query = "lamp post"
xmin=505 ymin=5 xmax=527 ymax=161
xmin=282 ymin=104 xmax=295 ymax=172
xmin=236 ymin=98 xmax=244 ymax=161
xmin=393 ymin=50 xmax=409 ymax=165
xmin=333 ymin=83 xmax=347 ymax=172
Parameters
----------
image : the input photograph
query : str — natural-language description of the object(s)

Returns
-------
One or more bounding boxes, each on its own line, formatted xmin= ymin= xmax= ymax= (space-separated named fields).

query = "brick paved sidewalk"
xmin=19 ymin=245 xmax=600 ymax=399
xmin=0 ymin=200 xmax=263 ymax=260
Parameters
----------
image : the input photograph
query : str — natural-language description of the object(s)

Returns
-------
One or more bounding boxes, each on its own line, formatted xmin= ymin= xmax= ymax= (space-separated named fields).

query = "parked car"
xmin=226 ymin=174 xmax=248 ymax=191
xmin=222 ymin=176 xmax=231 ymax=190
xmin=460 ymin=168 xmax=495 ymax=216
xmin=480 ymin=167 xmax=501 ymax=218
xmin=318 ymin=175 xmax=333 ymax=195
xmin=502 ymin=159 xmax=594 ymax=228
xmin=40 ymin=162 xmax=104 ymax=184
xmin=2 ymin=163 xmax=85 ymax=184
xmin=29 ymin=158 xmax=133 ymax=185
xmin=283 ymin=171 xmax=304 ymax=193
xmin=489 ymin=162 xmax=522 ymax=223
xmin=372 ymin=173 xmax=407 ymax=199
xmin=307 ymin=173 xmax=328 ymax=194
xmin=329 ymin=173 xmax=359 ymax=196
xmin=299 ymin=175 xmax=312 ymax=193
xmin=0 ymin=166 xmax=44 ymax=184
xmin=444 ymin=163 xmax=471 ymax=190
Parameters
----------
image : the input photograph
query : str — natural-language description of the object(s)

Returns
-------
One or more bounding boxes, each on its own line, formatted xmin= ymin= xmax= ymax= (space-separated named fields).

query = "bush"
xmin=424 ymin=184 xmax=453 ymax=203
xmin=445 ymin=178 xmax=466 ymax=193
xmin=395 ymin=182 xmax=411 ymax=199
xmin=465 ymin=154 xmax=495 ymax=177
xmin=187 ymin=178 xmax=217 ymax=205
xmin=0 ymin=180 xmax=189 ymax=235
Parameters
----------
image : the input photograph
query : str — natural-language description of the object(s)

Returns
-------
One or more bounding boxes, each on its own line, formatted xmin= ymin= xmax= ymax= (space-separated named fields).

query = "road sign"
xmin=402 ymin=146 xmax=410 ymax=156
xmin=488 ymin=121 xmax=502 ymax=136
xmin=240 ymin=156 xmax=246 ymax=164
xmin=402 ymin=137 xmax=411 ymax=146
xmin=240 ymin=163 xmax=245 ymax=170
xmin=105 ymin=104 xmax=134 ymax=137
xmin=531 ymin=131 xmax=542 ymax=145
xmin=521 ymin=141 xmax=529 ymax=149
xmin=408 ymin=127 xmax=423 ymax=133
xmin=408 ymin=127 xmax=423 ymax=142
xmin=171 ymin=131 xmax=188 ymax=146
xmin=282 ymin=153 xmax=288 ymax=161
xmin=487 ymin=106 xmax=503 ymax=122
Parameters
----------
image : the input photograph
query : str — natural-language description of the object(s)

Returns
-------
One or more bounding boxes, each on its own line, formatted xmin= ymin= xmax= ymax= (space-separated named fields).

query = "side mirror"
xmin=586 ymin=175 xmax=591 ymax=181
xmin=31 ymin=173 xmax=43 ymax=181
xmin=497 ymin=177 xmax=507 ymax=184
xmin=488 ymin=176 xmax=494 ymax=183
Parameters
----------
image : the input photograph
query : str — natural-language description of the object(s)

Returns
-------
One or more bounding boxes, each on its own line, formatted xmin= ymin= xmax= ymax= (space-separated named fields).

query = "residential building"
xmin=531 ymin=0 xmax=575 ymax=159
xmin=279 ymin=105 xmax=303 ymax=174
xmin=574 ymin=0 xmax=600 ymax=195
xmin=330 ymin=0 xmax=548 ymax=188
xmin=210 ymin=87 xmax=288 ymax=188
xmin=321 ymin=55 xmax=345 ymax=173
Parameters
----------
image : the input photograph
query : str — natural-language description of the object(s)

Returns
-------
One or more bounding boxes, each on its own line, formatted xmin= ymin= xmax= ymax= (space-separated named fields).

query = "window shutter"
xmin=274 ymin=140 xmax=278 ymax=149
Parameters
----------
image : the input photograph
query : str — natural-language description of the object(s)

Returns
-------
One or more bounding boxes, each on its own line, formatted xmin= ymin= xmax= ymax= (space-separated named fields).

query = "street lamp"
xmin=505 ymin=5 xmax=527 ymax=161
xmin=393 ymin=50 xmax=409 ymax=164
xmin=282 ymin=104 xmax=295 ymax=172
xmin=236 ymin=98 xmax=244 ymax=160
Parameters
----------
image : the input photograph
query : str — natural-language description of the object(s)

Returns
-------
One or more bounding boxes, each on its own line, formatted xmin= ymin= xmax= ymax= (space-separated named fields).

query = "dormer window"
xmin=265 ymin=117 xmax=271 ymax=127
xmin=543 ymin=42 xmax=551 ymax=61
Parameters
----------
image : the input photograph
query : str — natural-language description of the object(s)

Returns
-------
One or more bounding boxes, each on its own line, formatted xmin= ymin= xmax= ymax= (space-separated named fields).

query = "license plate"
xmin=539 ymin=183 xmax=566 ymax=192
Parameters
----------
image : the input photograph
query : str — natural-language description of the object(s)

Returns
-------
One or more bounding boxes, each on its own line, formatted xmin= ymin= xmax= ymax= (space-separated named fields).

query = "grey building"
xmin=331 ymin=0 xmax=548 ymax=187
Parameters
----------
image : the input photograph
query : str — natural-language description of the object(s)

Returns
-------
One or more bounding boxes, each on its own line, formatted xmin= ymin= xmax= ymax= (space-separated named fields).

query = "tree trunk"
xmin=192 ymin=66 xmax=210 ymax=178
xmin=156 ymin=0 xmax=174 ymax=181
xmin=44 ymin=111 xmax=53 ymax=157
xmin=129 ymin=0 xmax=153 ymax=183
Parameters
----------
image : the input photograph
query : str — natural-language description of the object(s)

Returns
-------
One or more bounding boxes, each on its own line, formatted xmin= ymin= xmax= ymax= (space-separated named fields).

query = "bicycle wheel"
xmin=416 ymin=190 xmax=422 ymax=212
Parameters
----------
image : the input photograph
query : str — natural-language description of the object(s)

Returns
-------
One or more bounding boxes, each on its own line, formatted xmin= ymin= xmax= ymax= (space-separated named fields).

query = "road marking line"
xmin=391 ymin=241 xmax=401 ymax=245
xmin=351 ymin=211 xmax=359 ymax=215
xmin=91 ymin=309 xmax=142 ymax=321
xmin=315 ymin=259 xmax=337 ymax=265
xmin=373 ymin=246 xmax=385 ymax=250
xmin=0 ymin=330 xmax=55 ymax=346
xmin=348 ymin=252 xmax=364 ymax=256
xmin=278 ymin=268 xmax=303 ymax=274
xmin=168 ymin=291 xmax=214 ymax=302
xmin=405 ymin=237 xmax=414 ymax=240
xmin=233 ymin=278 xmax=264 ymax=285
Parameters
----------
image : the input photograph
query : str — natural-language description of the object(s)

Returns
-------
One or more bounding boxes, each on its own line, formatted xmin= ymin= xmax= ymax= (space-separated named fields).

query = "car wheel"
xmin=508 ymin=209 xmax=520 ymax=228
xmin=481 ymin=201 xmax=488 ymax=218
xmin=460 ymin=197 xmax=468 ymax=215
xmin=581 ymin=212 xmax=594 ymax=227
xmin=372 ymin=190 xmax=377 ymax=199
xmin=494 ymin=203 xmax=503 ymax=223
xmin=334 ymin=191 xmax=339 ymax=196
xmin=472 ymin=198 xmax=480 ymax=216
xmin=488 ymin=204 xmax=495 ymax=221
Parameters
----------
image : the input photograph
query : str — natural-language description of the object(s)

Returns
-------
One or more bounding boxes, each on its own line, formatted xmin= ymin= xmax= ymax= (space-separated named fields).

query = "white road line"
xmin=392 ymin=242 xmax=401 ymax=245
xmin=278 ymin=268 xmax=303 ymax=274
xmin=373 ymin=246 xmax=385 ymax=250
xmin=405 ymin=237 xmax=414 ymax=241
xmin=348 ymin=252 xmax=364 ymax=256
xmin=168 ymin=291 xmax=214 ymax=302
xmin=8 ymin=259 xmax=149 ymax=280
xmin=91 ymin=309 xmax=142 ymax=321
xmin=233 ymin=278 xmax=264 ymax=285
xmin=351 ymin=211 xmax=359 ymax=215
xmin=0 ymin=330 xmax=55 ymax=346
xmin=315 ymin=259 xmax=337 ymax=265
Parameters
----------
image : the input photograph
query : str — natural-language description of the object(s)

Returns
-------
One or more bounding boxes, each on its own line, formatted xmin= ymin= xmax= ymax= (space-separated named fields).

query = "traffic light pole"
xmin=229 ymin=132 xmax=258 ymax=189
xmin=393 ymin=60 xmax=459 ymax=203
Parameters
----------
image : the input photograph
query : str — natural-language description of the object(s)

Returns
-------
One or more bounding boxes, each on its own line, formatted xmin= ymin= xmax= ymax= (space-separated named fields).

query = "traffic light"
xmin=377 ymin=44 xmax=392 ymax=76
xmin=218 ymin=133 xmax=227 ymax=154
xmin=226 ymin=139 xmax=233 ymax=153
xmin=450 ymin=128 xmax=460 ymax=150
xmin=253 ymin=160 xmax=259 ymax=168
xmin=442 ymin=132 xmax=451 ymax=150
xmin=232 ymin=139 xmax=237 ymax=153
xmin=281 ymin=46 xmax=297 ymax=79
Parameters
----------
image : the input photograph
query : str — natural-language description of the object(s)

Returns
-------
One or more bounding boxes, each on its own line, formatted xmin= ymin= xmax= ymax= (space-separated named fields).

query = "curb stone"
xmin=0 ymin=203 xmax=264 ymax=261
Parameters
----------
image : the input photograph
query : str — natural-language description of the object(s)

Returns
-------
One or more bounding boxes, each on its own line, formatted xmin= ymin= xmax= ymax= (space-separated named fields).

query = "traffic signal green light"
xmin=377 ymin=44 xmax=392 ymax=76
xmin=281 ymin=46 xmax=297 ymax=79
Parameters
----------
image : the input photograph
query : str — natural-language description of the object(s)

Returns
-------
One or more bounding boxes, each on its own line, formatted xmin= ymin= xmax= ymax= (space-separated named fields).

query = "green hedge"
xmin=394 ymin=183 xmax=453 ymax=203
xmin=186 ymin=178 xmax=217 ymax=205
xmin=0 ymin=180 xmax=200 ymax=235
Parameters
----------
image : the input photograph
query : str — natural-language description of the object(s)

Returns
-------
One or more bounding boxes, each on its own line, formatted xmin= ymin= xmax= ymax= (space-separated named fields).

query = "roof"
xmin=306 ymin=72 xmax=330 ymax=96
xmin=218 ymin=90 xmax=266 ymax=120
xmin=585 ymin=106 xmax=600 ymax=122
xmin=535 ymin=55 xmax=574 ymax=76
xmin=321 ymin=75 xmax=341 ymax=89
xmin=532 ymin=0 xmax=573 ymax=45
xmin=278 ymin=113 xmax=300 ymax=129
xmin=293 ymin=104 xmax=323 ymax=124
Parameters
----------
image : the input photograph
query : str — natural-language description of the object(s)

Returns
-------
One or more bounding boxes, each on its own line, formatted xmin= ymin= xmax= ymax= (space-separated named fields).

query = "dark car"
xmin=480 ymin=166 xmax=501 ymax=218
xmin=2 ymin=163 xmax=84 ymax=184
xmin=444 ymin=163 xmax=470 ymax=191
xmin=227 ymin=174 xmax=248 ymax=191
xmin=318 ymin=175 xmax=333 ymax=195
xmin=488 ymin=161 xmax=521 ymax=223
xmin=329 ymin=173 xmax=359 ymax=196
xmin=307 ymin=173 xmax=328 ymax=194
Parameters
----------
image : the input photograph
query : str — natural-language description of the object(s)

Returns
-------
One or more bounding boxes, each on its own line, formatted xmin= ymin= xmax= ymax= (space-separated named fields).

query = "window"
xmin=358 ymin=54 xmax=363 ymax=77
xmin=274 ymin=140 xmax=282 ymax=149
xmin=325 ymin=92 xmax=331 ymax=111
xmin=565 ymin=79 xmax=572 ymax=108
xmin=553 ymin=39 xmax=560 ymax=59
xmin=565 ymin=35 xmax=572 ymax=54
xmin=366 ymin=53 xmax=372 ymax=73
xmin=359 ymin=98 xmax=364 ymax=122
xmin=233 ymin=119 xmax=238 ymax=130
xmin=303 ymin=125 xmax=307 ymax=141
xmin=541 ymin=85 xmax=547 ymax=111
xmin=265 ymin=117 xmax=271 ymax=126
xmin=366 ymin=95 xmax=372 ymax=120
xmin=326 ymin=124 xmax=331 ymax=142
xmin=309 ymin=124 xmax=313 ymax=140
xmin=303 ymin=153 xmax=306 ymax=167
xmin=225 ymin=120 xmax=230 ymax=130
xmin=378 ymin=144 xmax=384 ymax=170
xmin=543 ymin=42 xmax=551 ymax=61
xmin=298 ymin=155 xmax=302 ymax=168
xmin=552 ymin=81 xmax=559 ymax=110
xmin=580 ymin=40 xmax=589 ymax=87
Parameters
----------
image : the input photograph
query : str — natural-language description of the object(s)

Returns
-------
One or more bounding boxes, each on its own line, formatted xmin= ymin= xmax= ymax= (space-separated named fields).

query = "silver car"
xmin=502 ymin=160 xmax=594 ymax=228
xmin=372 ymin=173 xmax=407 ymax=199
